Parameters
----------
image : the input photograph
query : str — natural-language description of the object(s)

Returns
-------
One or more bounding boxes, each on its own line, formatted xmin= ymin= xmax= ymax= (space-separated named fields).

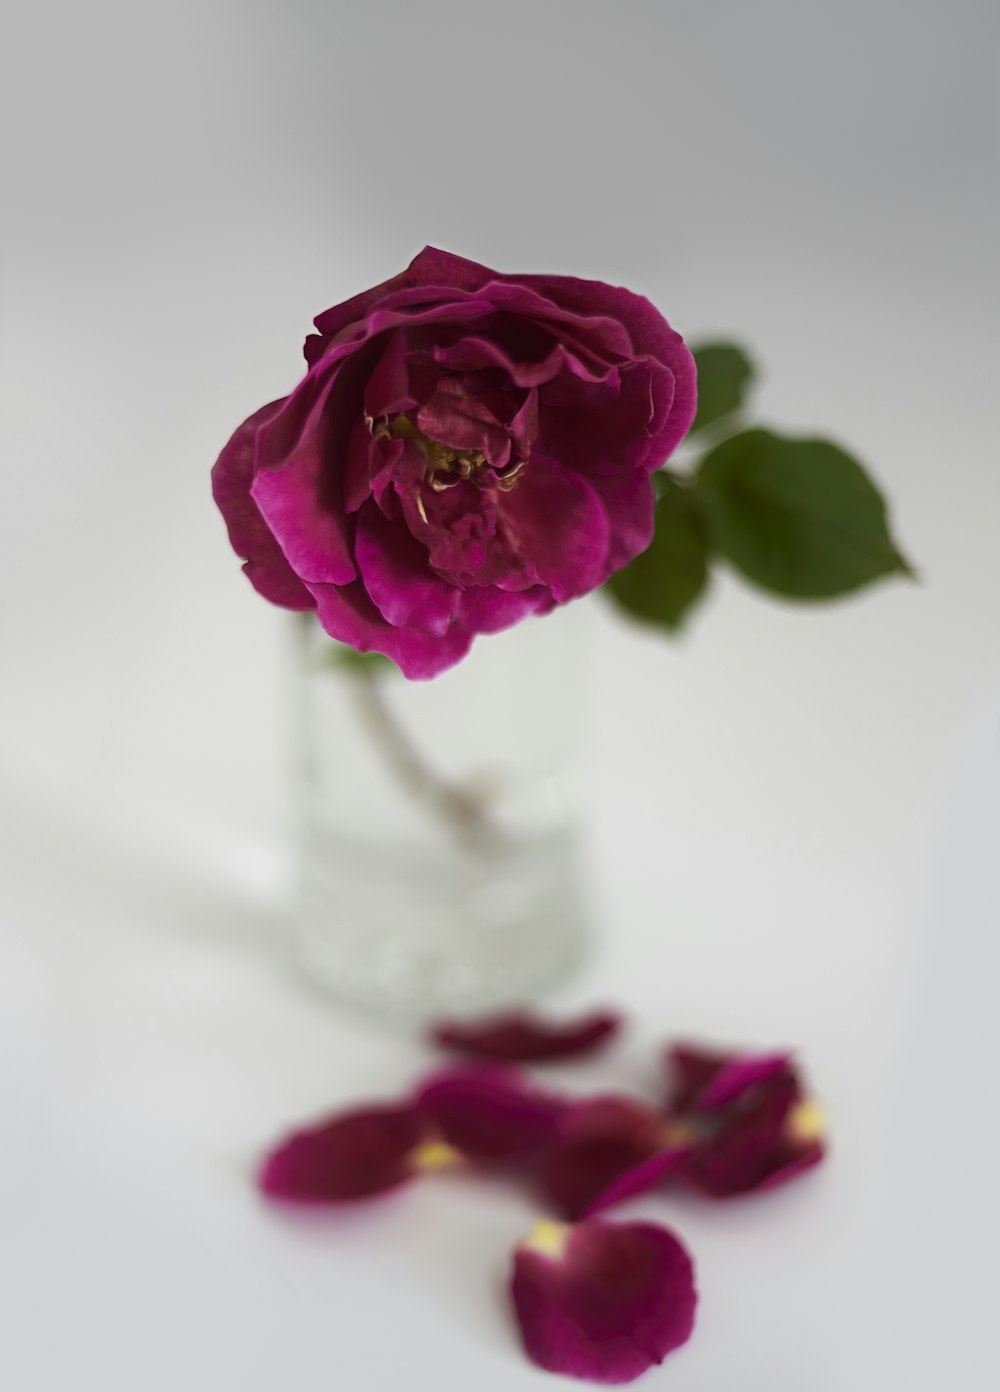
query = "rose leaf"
xmin=605 ymin=477 xmax=711 ymax=632
xmin=696 ymin=428 xmax=914 ymax=599
xmin=688 ymin=343 xmax=756 ymax=437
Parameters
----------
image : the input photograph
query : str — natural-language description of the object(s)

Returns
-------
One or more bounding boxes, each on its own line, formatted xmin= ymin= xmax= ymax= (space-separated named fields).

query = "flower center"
xmin=368 ymin=411 xmax=525 ymax=495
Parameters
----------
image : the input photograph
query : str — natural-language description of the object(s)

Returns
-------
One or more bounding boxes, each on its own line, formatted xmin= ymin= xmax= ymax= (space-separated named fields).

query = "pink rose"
xmin=212 ymin=247 xmax=695 ymax=677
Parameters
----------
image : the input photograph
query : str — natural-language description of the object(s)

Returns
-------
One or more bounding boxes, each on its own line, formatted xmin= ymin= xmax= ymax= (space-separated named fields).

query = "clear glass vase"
xmin=291 ymin=603 xmax=592 ymax=1019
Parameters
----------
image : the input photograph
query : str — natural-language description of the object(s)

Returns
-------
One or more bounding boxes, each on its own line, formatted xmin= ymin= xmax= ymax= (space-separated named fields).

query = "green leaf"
xmin=688 ymin=343 xmax=756 ymax=436
xmin=696 ymin=428 xmax=912 ymax=599
xmin=605 ymin=477 xmax=711 ymax=632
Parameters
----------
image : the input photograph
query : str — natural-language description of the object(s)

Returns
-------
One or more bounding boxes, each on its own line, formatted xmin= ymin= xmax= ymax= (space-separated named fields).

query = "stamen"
xmin=497 ymin=460 xmax=526 ymax=492
xmin=374 ymin=411 xmax=529 ymax=513
xmin=785 ymin=1098 xmax=826 ymax=1145
xmin=410 ymin=1139 xmax=463 ymax=1172
xmin=524 ymin=1219 xmax=570 ymax=1260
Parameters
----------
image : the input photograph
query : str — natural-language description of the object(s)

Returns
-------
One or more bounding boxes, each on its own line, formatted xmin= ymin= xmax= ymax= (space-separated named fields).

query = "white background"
xmin=2 ymin=2 xmax=998 ymax=1388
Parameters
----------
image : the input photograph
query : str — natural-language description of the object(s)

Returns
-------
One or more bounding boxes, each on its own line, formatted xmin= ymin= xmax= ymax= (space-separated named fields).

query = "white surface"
xmin=2 ymin=2 xmax=998 ymax=1388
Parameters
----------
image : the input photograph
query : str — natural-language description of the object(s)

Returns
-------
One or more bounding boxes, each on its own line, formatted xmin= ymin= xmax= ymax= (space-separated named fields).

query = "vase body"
xmin=292 ymin=604 xmax=591 ymax=1018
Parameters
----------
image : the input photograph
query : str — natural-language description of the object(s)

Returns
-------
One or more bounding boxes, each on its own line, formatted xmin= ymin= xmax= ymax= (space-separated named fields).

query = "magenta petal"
xmin=581 ymin=1149 xmax=688 ymax=1219
xmin=512 ymin=271 xmax=698 ymax=460
xmin=399 ymin=245 xmax=498 ymax=295
xmin=432 ymin=335 xmax=619 ymax=390
xmin=355 ymin=503 xmax=461 ymax=636
xmin=432 ymin=1009 xmax=621 ymax=1063
xmin=249 ymin=376 xmax=357 ymax=586
xmin=584 ymin=469 xmax=656 ymax=575
xmin=484 ymin=281 xmax=636 ymax=362
xmin=511 ymin=1218 xmax=697 ymax=1384
xmin=415 ymin=375 xmax=513 ymax=469
xmin=540 ymin=1096 xmax=673 ymax=1221
xmin=363 ymin=331 xmax=416 ymax=420
xmin=497 ymin=454 xmax=610 ymax=602
xmin=306 ymin=247 xmax=494 ymax=352
xmin=665 ymin=1047 xmax=827 ymax=1199
xmin=681 ymin=1074 xmax=825 ymax=1199
xmin=456 ymin=584 xmax=552 ymax=635
xmin=210 ymin=400 xmax=315 ymax=610
xmin=258 ymin=1104 xmax=426 ymax=1204
xmin=308 ymin=578 xmax=472 ymax=679
xmin=664 ymin=1044 xmax=731 ymax=1114
xmin=665 ymin=1043 xmax=793 ymax=1112
xmin=698 ymin=1051 xmax=792 ymax=1110
xmin=415 ymin=1067 xmax=566 ymax=1162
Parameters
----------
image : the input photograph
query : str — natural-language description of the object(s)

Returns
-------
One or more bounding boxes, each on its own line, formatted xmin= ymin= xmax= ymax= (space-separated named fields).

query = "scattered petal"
xmin=432 ymin=1009 xmax=621 ymax=1062
xmin=580 ymin=1147 xmax=688 ymax=1219
xmin=540 ymin=1096 xmax=683 ymax=1220
xmin=415 ymin=1067 xmax=566 ymax=1162
xmin=665 ymin=1045 xmax=827 ymax=1198
xmin=258 ymin=1104 xmax=427 ymax=1204
xmin=664 ymin=1044 xmax=731 ymax=1114
xmin=511 ymin=1217 xmax=697 ymax=1383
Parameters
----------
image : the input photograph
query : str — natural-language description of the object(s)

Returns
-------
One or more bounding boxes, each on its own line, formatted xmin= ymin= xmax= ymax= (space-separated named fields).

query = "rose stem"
xmin=348 ymin=663 xmax=496 ymax=851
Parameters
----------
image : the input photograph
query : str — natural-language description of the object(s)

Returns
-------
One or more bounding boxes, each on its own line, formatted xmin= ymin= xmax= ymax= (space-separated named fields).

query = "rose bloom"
xmin=212 ymin=247 xmax=696 ymax=678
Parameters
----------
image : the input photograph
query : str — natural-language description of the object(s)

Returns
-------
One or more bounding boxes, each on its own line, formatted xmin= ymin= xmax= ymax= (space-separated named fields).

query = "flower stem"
xmin=348 ymin=663 xmax=497 ymax=851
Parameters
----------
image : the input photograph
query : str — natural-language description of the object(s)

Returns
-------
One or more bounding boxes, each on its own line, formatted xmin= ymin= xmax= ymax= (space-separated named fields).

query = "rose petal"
xmin=258 ymin=1104 xmax=426 ymax=1203
xmin=343 ymin=420 xmax=402 ymax=514
xmin=414 ymin=1067 xmax=566 ymax=1162
xmin=497 ymin=454 xmax=611 ymax=602
xmin=210 ymin=400 xmax=315 ymax=610
xmin=484 ymin=281 xmax=636 ymax=363
xmin=511 ymin=1217 xmax=697 ymax=1383
xmin=415 ymin=375 xmax=514 ymax=469
xmin=250 ymin=373 xmax=358 ymax=586
xmin=391 ymin=246 xmax=497 ymax=296
xmin=363 ymin=331 xmax=417 ymax=420
xmin=432 ymin=335 xmax=619 ymax=390
xmin=539 ymin=1096 xmax=680 ymax=1220
xmin=310 ymin=296 xmax=497 ymax=368
xmin=580 ymin=1148 xmax=689 ymax=1220
xmin=584 ymin=468 xmax=656 ymax=574
xmin=456 ymin=584 xmax=552 ymax=635
xmin=307 ymin=577 xmax=472 ymax=679
xmin=355 ymin=502 xmax=461 ymax=636
xmin=512 ymin=270 xmax=698 ymax=461
xmin=306 ymin=245 xmax=495 ymax=355
xmin=666 ymin=1043 xmax=793 ymax=1114
xmin=698 ymin=1051 xmax=793 ymax=1111
xmin=680 ymin=1070 xmax=826 ymax=1199
xmin=432 ymin=1009 xmax=621 ymax=1062
xmin=534 ymin=361 xmax=661 ymax=479
xmin=664 ymin=1044 xmax=731 ymax=1114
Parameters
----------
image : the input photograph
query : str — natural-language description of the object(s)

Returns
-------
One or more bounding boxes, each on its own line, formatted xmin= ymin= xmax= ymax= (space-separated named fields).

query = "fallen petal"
xmin=665 ymin=1042 xmax=788 ymax=1112
xmin=415 ymin=1067 xmax=566 ymax=1162
xmin=579 ymin=1149 xmax=689 ymax=1220
xmin=432 ymin=1009 xmax=621 ymax=1062
xmin=696 ymin=1051 xmax=792 ymax=1111
xmin=682 ymin=1074 xmax=826 ymax=1199
xmin=540 ymin=1096 xmax=682 ymax=1220
xmin=664 ymin=1044 xmax=730 ymax=1114
xmin=258 ymin=1104 xmax=426 ymax=1203
xmin=511 ymin=1217 xmax=697 ymax=1383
